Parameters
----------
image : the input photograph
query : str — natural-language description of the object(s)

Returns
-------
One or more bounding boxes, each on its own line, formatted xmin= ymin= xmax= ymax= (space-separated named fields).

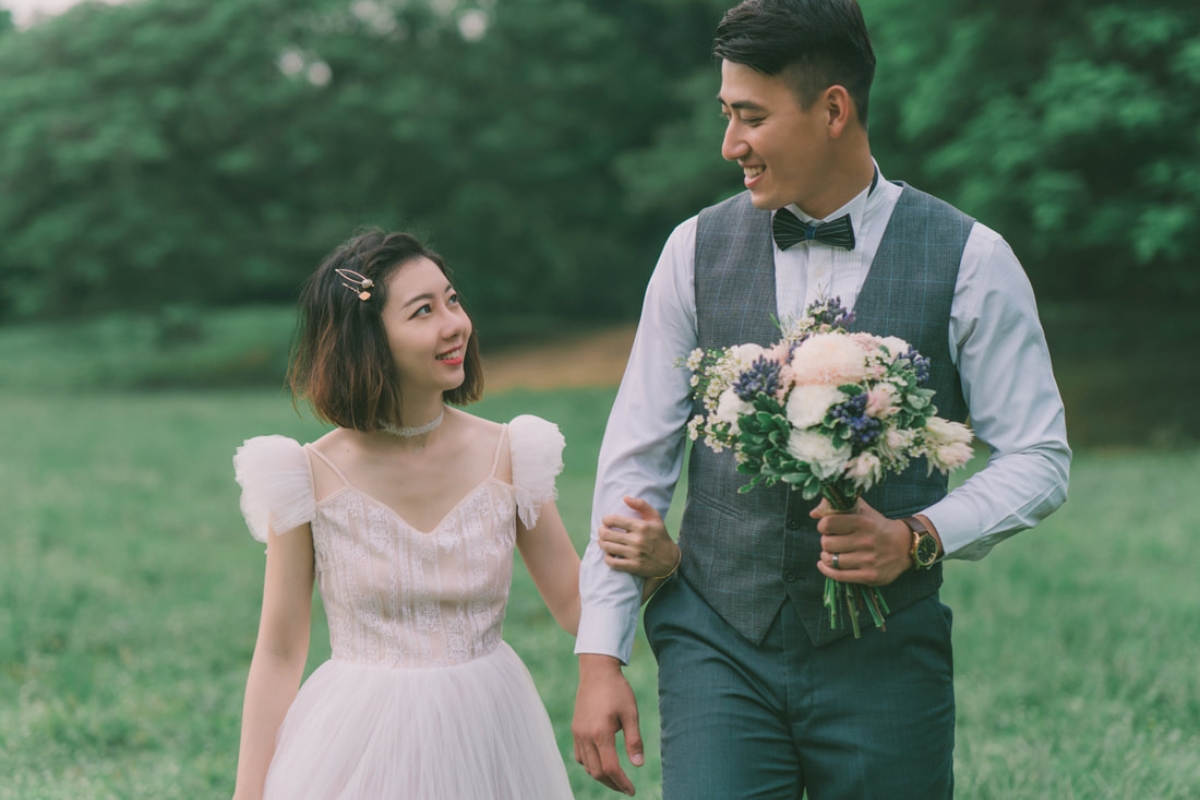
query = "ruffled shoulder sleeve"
xmin=508 ymin=415 xmax=566 ymax=528
xmin=233 ymin=435 xmax=316 ymax=543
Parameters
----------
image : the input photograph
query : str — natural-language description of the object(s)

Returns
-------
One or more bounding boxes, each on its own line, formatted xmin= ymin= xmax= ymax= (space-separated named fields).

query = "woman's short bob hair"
xmin=289 ymin=229 xmax=483 ymax=431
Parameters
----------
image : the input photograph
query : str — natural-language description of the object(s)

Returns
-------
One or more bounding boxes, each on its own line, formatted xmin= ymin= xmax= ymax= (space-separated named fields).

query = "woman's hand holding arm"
xmin=598 ymin=497 xmax=680 ymax=603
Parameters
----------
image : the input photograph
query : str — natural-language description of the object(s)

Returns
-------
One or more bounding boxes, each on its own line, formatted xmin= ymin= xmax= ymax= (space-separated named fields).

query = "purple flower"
xmin=898 ymin=346 xmax=931 ymax=384
xmin=829 ymin=393 xmax=882 ymax=445
xmin=733 ymin=356 xmax=783 ymax=401
xmin=805 ymin=297 xmax=857 ymax=329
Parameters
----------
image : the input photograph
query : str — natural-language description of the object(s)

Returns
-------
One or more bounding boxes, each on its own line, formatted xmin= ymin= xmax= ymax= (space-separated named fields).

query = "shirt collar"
xmin=779 ymin=162 xmax=882 ymax=244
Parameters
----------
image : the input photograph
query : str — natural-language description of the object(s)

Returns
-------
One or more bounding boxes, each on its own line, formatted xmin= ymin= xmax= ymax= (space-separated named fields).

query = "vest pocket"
xmin=686 ymin=487 xmax=743 ymax=518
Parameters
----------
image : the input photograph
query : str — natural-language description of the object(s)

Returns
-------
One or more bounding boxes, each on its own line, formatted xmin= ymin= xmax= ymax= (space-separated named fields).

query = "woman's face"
xmin=379 ymin=257 xmax=472 ymax=397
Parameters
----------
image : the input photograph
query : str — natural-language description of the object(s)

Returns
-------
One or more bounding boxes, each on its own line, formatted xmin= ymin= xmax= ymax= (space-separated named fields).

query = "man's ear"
xmin=824 ymin=85 xmax=856 ymax=138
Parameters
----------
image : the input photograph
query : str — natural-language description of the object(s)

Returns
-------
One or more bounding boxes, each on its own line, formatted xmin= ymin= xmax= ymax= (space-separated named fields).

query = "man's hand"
xmin=811 ymin=497 xmax=934 ymax=587
xmin=572 ymin=654 xmax=644 ymax=796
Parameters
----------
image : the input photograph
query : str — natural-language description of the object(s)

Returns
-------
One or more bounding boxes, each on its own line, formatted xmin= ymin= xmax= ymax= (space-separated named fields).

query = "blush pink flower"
xmin=765 ymin=340 xmax=792 ymax=365
xmin=789 ymin=333 xmax=868 ymax=387
xmin=865 ymin=385 xmax=899 ymax=418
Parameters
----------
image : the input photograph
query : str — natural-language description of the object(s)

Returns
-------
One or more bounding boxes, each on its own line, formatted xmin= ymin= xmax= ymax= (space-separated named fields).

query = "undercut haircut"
xmin=289 ymin=229 xmax=483 ymax=431
xmin=714 ymin=0 xmax=876 ymax=124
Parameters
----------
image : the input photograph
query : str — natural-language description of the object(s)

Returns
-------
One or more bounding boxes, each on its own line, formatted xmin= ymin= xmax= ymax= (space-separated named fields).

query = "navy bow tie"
xmin=772 ymin=208 xmax=856 ymax=251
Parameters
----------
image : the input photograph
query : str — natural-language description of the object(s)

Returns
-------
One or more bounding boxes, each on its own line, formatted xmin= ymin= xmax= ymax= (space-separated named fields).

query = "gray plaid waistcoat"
xmin=681 ymin=184 xmax=974 ymax=647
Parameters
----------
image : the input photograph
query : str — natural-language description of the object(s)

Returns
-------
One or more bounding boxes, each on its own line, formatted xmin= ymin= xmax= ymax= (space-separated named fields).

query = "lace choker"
xmin=380 ymin=407 xmax=445 ymax=438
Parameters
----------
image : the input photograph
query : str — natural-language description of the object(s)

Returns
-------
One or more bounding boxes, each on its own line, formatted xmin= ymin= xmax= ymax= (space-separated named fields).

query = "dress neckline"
xmin=304 ymin=424 xmax=510 ymax=535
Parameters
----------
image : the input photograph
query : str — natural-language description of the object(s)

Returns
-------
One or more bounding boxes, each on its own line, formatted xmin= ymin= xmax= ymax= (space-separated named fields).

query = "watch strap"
xmin=901 ymin=515 xmax=939 ymax=568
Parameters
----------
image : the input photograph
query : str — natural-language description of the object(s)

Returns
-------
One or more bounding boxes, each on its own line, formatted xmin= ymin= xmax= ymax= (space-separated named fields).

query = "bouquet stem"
xmin=821 ymin=489 xmax=890 ymax=638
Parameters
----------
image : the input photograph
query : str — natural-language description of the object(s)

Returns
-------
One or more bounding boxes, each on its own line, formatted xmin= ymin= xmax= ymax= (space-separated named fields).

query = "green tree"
xmin=0 ymin=0 xmax=721 ymax=325
xmin=866 ymin=0 xmax=1200 ymax=301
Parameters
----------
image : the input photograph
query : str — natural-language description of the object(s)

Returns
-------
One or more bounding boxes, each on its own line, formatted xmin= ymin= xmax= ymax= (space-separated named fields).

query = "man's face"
xmin=718 ymin=59 xmax=833 ymax=214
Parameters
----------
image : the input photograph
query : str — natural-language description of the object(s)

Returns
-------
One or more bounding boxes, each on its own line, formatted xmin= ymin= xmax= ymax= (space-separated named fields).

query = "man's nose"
xmin=721 ymin=120 xmax=748 ymax=162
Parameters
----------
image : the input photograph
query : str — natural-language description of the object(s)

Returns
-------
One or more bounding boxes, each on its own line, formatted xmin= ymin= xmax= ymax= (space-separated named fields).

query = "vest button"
xmin=786 ymin=516 xmax=801 ymax=530
xmin=783 ymin=570 xmax=797 ymax=583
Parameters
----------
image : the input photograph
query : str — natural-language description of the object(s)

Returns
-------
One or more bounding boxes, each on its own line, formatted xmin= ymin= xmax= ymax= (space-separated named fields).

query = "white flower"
xmin=925 ymin=417 xmax=974 ymax=446
xmin=714 ymin=388 xmax=753 ymax=435
xmin=886 ymin=428 xmax=915 ymax=451
xmin=845 ymin=452 xmax=884 ymax=491
xmin=929 ymin=442 xmax=974 ymax=472
xmin=789 ymin=333 xmax=869 ymax=386
xmin=786 ymin=430 xmax=852 ymax=480
xmin=729 ymin=343 xmax=766 ymax=371
xmin=878 ymin=336 xmax=911 ymax=360
xmin=686 ymin=348 xmax=705 ymax=371
xmin=785 ymin=384 xmax=845 ymax=429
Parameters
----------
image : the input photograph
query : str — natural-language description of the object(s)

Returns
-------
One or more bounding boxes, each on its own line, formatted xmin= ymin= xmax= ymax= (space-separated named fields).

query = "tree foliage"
xmin=865 ymin=0 xmax=1200 ymax=301
xmin=0 ymin=0 xmax=1197 ymax=325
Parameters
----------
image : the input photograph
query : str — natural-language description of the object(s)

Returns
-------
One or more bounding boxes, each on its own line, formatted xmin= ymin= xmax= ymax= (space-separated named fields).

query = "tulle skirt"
xmin=263 ymin=643 xmax=574 ymax=799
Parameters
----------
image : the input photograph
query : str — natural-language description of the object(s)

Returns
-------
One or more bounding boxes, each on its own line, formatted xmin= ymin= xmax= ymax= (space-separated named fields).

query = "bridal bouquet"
xmin=684 ymin=297 xmax=974 ymax=637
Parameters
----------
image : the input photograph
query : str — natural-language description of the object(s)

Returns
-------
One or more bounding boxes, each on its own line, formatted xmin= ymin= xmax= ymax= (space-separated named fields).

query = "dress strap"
xmin=488 ymin=424 xmax=510 ymax=478
xmin=304 ymin=443 xmax=351 ymax=489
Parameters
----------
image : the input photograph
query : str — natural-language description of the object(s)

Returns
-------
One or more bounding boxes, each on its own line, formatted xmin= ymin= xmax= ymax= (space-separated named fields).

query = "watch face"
xmin=915 ymin=535 xmax=939 ymax=566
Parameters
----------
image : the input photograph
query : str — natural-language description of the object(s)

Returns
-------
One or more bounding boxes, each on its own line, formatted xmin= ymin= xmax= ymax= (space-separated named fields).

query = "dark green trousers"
xmin=645 ymin=574 xmax=955 ymax=800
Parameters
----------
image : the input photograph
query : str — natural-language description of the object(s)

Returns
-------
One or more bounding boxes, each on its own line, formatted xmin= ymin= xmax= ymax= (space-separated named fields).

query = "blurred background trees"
xmin=0 ymin=0 xmax=1197 ymax=327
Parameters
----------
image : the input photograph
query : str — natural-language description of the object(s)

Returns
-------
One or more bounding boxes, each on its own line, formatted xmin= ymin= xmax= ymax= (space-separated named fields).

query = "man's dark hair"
xmin=289 ymin=229 xmax=483 ymax=431
xmin=714 ymin=0 xmax=876 ymax=124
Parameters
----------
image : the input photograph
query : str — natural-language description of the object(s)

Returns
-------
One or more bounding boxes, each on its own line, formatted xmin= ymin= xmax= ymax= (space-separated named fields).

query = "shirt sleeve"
xmin=922 ymin=223 xmax=1072 ymax=559
xmin=575 ymin=217 xmax=699 ymax=664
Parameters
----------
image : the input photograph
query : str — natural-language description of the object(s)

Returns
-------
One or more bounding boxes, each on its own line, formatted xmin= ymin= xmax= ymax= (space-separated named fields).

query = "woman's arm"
xmin=516 ymin=501 xmax=582 ymax=636
xmin=232 ymin=523 xmax=315 ymax=800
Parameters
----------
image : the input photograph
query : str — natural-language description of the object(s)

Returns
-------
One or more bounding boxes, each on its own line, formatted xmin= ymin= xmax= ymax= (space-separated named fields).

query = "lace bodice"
xmin=234 ymin=416 xmax=564 ymax=669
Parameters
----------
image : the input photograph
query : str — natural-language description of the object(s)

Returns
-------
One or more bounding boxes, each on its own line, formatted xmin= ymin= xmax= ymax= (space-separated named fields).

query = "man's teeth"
xmin=744 ymin=166 xmax=764 ymax=178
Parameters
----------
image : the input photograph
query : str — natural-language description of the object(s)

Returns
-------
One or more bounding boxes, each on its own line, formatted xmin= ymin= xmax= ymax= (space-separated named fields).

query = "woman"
xmin=231 ymin=230 xmax=679 ymax=799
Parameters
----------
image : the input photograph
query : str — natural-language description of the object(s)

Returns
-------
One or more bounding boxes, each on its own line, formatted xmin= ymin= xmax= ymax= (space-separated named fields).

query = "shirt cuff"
xmin=574 ymin=603 xmax=639 ymax=665
xmin=922 ymin=495 xmax=992 ymax=561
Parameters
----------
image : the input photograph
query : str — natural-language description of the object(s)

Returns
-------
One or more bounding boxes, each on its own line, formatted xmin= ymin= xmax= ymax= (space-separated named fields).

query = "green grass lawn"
xmin=1 ymin=387 xmax=1198 ymax=799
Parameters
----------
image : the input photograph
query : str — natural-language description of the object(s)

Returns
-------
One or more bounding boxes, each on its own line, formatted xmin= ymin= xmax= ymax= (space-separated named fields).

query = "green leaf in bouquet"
xmin=755 ymin=394 xmax=784 ymax=415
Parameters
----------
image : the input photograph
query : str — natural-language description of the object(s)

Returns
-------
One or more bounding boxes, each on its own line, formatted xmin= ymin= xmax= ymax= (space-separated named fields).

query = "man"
xmin=572 ymin=0 xmax=1071 ymax=798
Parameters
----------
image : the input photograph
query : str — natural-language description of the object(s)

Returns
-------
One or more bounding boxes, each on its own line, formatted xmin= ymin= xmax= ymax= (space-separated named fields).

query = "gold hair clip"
xmin=335 ymin=268 xmax=374 ymax=301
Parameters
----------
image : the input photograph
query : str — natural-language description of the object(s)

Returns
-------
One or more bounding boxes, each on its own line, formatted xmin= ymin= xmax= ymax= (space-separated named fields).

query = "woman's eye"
xmin=412 ymin=304 xmax=432 ymax=318
xmin=448 ymin=293 xmax=460 ymax=306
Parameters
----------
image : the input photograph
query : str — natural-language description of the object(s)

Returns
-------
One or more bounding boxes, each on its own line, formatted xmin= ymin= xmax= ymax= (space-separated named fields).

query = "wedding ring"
xmin=832 ymin=553 xmax=841 ymax=570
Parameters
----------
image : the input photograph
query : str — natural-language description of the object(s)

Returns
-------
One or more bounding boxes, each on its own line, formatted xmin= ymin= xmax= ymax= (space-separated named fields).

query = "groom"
xmin=572 ymin=0 xmax=1071 ymax=797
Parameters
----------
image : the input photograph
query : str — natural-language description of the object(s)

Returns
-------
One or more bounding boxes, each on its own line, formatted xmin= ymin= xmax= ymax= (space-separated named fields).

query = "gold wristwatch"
xmin=901 ymin=516 xmax=939 ymax=570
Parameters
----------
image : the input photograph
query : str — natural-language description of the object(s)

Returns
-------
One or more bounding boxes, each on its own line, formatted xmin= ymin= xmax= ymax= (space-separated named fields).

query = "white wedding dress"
xmin=234 ymin=415 xmax=575 ymax=799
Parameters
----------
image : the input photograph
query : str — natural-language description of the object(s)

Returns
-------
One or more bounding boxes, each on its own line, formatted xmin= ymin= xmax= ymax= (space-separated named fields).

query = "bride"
xmin=230 ymin=229 xmax=679 ymax=799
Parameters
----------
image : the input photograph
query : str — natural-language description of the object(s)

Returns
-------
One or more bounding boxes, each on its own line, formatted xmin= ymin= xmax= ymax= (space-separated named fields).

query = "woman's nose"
xmin=443 ymin=308 xmax=469 ymax=340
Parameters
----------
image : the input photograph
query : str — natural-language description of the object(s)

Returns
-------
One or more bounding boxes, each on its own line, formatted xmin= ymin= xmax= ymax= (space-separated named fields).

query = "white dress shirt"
xmin=576 ymin=167 xmax=1072 ymax=663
